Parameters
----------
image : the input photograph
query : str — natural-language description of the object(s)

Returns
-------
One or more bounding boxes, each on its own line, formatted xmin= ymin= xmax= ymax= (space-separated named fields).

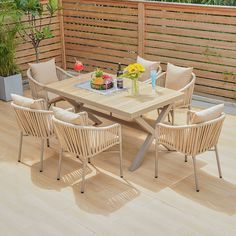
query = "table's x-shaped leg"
xmin=64 ymin=98 xmax=102 ymax=125
xmin=129 ymin=104 xmax=172 ymax=171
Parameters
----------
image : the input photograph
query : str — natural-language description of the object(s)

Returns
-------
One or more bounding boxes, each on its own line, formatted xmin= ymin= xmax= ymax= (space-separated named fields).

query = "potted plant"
xmin=0 ymin=0 xmax=23 ymax=101
xmin=15 ymin=0 xmax=60 ymax=62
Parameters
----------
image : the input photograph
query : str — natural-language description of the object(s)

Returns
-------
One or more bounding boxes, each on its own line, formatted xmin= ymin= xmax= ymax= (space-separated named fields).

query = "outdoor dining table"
xmin=45 ymin=72 xmax=183 ymax=171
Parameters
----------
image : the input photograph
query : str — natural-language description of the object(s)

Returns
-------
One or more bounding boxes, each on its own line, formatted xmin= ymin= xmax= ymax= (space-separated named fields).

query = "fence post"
xmin=138 ymin=2 xmax=145 ymax=57
xmin=59 ymin=0 xmax=67 ymax=69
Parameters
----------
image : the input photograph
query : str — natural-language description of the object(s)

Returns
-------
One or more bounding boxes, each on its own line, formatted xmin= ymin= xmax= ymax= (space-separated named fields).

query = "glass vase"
xmin=131 ymin=78 xmax=139 ymax=96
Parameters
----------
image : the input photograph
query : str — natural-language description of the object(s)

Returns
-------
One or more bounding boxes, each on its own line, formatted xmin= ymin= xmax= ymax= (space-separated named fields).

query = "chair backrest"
xmin=53 ymin=116 xmax=91 ymax=158
xmin=156 ymin=72 xmax=195 ymax=88
xmin=179 ymin=73 xmax=196 ymax=108
xmin=27 ymin=68 xmax=46 ymax=100
xmin=186 ymin=113 xmax=225 ymax=156
xmin=157 ymin=113 xmax=225 ymax=156
xmin=11 ymin=102 xmax=54 ymax=138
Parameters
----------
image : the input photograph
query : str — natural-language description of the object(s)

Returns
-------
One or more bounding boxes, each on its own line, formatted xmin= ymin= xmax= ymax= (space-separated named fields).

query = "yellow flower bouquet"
xmin=120 ymin=63 xmax=145 ymax=96
xmin=122 ymin=63 xmax=145 ymax=80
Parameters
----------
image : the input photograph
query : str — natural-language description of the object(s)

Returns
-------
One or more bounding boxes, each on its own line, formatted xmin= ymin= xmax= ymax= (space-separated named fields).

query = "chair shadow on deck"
xmin=171 ymin=170 xmax=236 ymax=216
xmin=30 ymin=153 xmax=139 ymax=215
xmin=94 ymin=140 xmax=208 ymax=193
xmin=30 ymin=154 xmax=91 ymax=191
xmin=72 ymin=172 xmax=139 ymax=216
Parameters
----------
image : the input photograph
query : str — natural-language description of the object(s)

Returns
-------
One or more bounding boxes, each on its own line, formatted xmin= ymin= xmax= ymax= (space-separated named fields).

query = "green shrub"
xmin=0 ymin=1 xmax=20 ymax=77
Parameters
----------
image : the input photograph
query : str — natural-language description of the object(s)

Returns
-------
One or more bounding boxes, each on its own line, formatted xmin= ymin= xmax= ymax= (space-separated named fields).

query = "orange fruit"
xmin=93 ymin=77 xmax=104 ymax=85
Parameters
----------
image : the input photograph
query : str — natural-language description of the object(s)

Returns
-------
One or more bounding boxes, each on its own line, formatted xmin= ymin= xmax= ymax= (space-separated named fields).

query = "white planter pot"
xmin=0 ymin=74 xmax=23 ymax=101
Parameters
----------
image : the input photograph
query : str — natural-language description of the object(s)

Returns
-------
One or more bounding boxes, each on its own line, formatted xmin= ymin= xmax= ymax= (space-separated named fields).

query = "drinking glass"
xmin=150 ymin=70 xmax=157 ymax=94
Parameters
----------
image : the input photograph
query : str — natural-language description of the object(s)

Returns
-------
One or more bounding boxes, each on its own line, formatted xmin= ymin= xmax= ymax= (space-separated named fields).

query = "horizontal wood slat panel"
xmin=63 ymin=0 xmax=139 ymax=74
xmin=145 ymin=9 xmax=236 ymax=25
xmin=64 ymin=17 xmax=138 ymax=30
xmin=65 ymin=24 xmax=138 ymax=38
xmin=142 ymin=0 xmax=236 ymax=100
xmin=63 ymin=10 xmax=138 ymax=22
xmin=145 ymin=2 xmax=236 ymax=16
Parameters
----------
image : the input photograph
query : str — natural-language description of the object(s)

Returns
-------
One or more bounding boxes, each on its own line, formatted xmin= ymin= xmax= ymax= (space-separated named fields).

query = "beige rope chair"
xmin=11 ymin=102 xmax=54 ymax=172
xmin=27 ymin=66 xmax=73 ymax=108
xmin=156 ymin=72 xmax=196 ymax=124
xmin=155 ymin=113 xmax=225 ymax=192
xmin=53 ymin=113 xmax=123 ymax=193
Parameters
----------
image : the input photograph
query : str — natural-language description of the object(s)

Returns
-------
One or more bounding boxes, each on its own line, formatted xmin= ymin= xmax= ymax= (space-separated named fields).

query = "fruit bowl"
xmin=90 ymin=69 xmax=113 ymax=90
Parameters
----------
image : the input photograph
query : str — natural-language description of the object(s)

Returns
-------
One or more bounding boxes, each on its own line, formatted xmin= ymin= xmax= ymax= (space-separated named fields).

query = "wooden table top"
xmin=45 ymin=73 xmax=183 ymax=119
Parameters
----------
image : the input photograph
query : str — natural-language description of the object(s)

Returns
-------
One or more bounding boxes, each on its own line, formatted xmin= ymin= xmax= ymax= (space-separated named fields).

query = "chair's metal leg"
xmin=18 ymin=132 xmax=23 ymax=162
xmin=88 ymin=158 xmax=91 ymax=164
xmin=171 ymin=109 xmax=174 ymax=125
xmin=167 ymin=113 xmax=171 ymax=123
xmin=187 ymin=106 xmax=191 ymax=125
xmin=155 ymin=139 xmax=158 ymax=178
xmin=192 ymin=156 xmax=199 ymax=192
xmin=57 ymin=149 xmax=63 ymax=180
xmin=215 ymin=145 xmax=222 ymax=178
xmin=119 ymin=141 xmax=123 ymax=178
xmin=81 ymin=161 xmax=87 ymax=193
xmin=47 ymin=138 xmax=50 ymax=148
xmin=40 ymin=138 xmax=45 ymax=172
xmin=185 ymin=155 xmax=188 ymax=162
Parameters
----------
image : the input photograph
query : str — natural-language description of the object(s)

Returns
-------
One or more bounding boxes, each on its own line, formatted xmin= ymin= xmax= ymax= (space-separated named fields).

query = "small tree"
xmin=15 ymin=0 xmax=60 ymax=62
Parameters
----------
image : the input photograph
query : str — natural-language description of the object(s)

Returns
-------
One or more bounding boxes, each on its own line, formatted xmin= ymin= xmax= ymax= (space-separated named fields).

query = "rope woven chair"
xmin=11 ymin=102 xmax=54 ymax=172
xmin=53 ymin=113 xmax=123 ymax=193
xmin=156 ymin=72 xmax=196 ymax=124
xmin=27 ymin=66 xmax=73 ymax=108
xmin=155 ymin=112 xmax=225 ymax=192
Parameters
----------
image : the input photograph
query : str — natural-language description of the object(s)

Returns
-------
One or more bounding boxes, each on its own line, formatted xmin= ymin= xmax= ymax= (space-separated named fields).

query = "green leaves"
xmin=47 ymin=0 xmax=59 ymax=15
xmin=0 ymin=0 xmax=20 ymax=76
xmin=15 ymin=0 xmax=41 ymax=13
xmin=95 ymin=68 xmax=104 ymax=78
xmin=15 ymin=0 xmax=59 ymax=62
xmin=34 ymin=26 xmax=53 ymax=41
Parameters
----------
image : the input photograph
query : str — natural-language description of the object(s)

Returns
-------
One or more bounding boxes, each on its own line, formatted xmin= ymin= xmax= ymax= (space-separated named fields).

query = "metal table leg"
xmin=129 ymin=104 xmax=172 ymax=171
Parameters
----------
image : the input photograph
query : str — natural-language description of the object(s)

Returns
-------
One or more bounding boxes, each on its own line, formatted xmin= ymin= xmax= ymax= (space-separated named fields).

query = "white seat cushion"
xmin=137 ymin=56 xmax=160 ymax=82
xmin=189 ymin=104 xmax=224 ymax=124
xmin=47 ymin=92 xmax=60 ymax=101
xmin=11 ymin=94 xmax=46 ymax=110
xmin=29 ymin=58 xmax=58 ymax=85
xmin=165 ymin=63 xmax=193 ymax=90
xmin=52 ymin=107 xmax=85 ymax=125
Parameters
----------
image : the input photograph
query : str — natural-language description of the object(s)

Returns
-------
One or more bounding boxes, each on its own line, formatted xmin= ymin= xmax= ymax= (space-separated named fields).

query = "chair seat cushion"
xmin=29 ymin=58 xmax=58 ymax=85
xmin=165 ymin=63 xmax=193 ymax=90
xmin=11 ymin=94 xmax=46 ymax=110
xmin=189 ymin=104 xmax=224 ymax=124
xmin=52 ymin=107 xmax=85 ymax=125
xmin=137 ymin=56 xmax=160 ymax=82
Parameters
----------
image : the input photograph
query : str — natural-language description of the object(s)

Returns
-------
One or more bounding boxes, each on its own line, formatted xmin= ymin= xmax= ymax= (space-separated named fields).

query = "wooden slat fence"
xmin=62 ymin=0 xmax=236 ymax=100
xmin=62 ymin=0 xmax=139 ymax=74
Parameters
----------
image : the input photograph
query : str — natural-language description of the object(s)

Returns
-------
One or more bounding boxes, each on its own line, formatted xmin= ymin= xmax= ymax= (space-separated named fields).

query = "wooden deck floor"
xmin=1 ymin=94 xmax=236 ymax=236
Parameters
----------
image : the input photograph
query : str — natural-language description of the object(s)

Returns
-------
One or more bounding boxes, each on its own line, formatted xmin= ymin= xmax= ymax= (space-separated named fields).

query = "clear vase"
xmin=131 ymin=79 xmax=139 ymax=96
